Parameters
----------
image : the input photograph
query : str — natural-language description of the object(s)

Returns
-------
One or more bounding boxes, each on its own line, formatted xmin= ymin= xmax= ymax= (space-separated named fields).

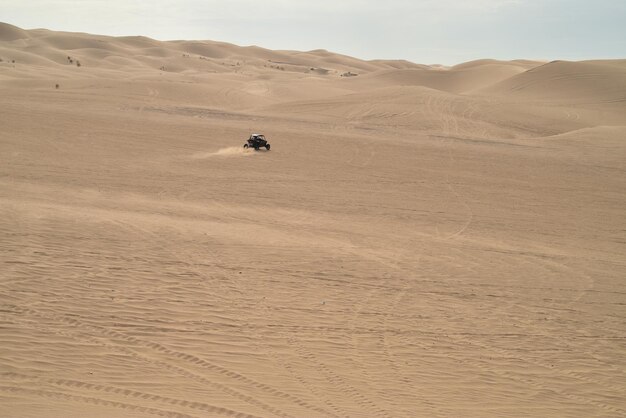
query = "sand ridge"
xmin=1 ymin=22 xmax=626 ymax=417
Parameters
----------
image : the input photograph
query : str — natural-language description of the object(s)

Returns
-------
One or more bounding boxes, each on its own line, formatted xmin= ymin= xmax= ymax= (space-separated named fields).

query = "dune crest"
xmin=0 ymin=22 xmax=29 ymax=41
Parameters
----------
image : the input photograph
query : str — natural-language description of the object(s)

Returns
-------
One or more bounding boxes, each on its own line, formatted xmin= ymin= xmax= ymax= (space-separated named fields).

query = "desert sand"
xmin=1 ymin=22 xmax=625 ymax=417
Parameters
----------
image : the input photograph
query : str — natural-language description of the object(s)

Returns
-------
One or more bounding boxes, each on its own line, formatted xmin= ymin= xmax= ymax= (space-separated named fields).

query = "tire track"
xmin=337 ymin=246 xmax=436 ymax=415
xmin=363 ymin=243 xmax=459 ymax=417
xmin=378 ymin=286 xmax=446 ymax=416
xmin=376 ymin=318 xmax=626 ymax=416
xmin=233 ymin=249 xmax=392 ymax=416
xmin=16 ymin=206 xmax=369 ymax=417
xmin=426 ymin=93 xmax=474 ymax=239
xmin=439 ymin=334 xmax=626 ymax=416
xmin=341 ymin=169 xmax=625 ymax=415
xmin=108 ymin=219 xmax=343 ymax=417
xmin=286 ymin=335 xmax=393 ymax=418
xmin=1 ymin=372 xmax=260 ymax=418
xmin=1 ymin=304 xmax=301 ymax=418
xmin=0 ymin=385 xmax=200 ymax=418
xmin=147 ymin=161 xmax=419 ymax=417
xmin=420 ymin=249 xmax=626 ymax=403
xmin=346 ymin=244 xmax=430 ymax=414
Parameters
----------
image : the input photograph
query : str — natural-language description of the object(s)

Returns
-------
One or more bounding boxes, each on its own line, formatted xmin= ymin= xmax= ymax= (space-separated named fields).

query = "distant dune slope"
xmin=259 ymin=84 xmax=614 ymax=140
xmin=0 ymin=22 xmax=29 ymax=41
xmin=2 ymin=21 xmax=624 ymax=105
xmin=480 ymin=60 xmax=626 ymax=102
xmin=0 ymin=22 xmax=424 ymax=76
xmin=345 ymin=60 xmax=543 ymax=94
xmin=1 ymin=22 xmax=624 ymax=130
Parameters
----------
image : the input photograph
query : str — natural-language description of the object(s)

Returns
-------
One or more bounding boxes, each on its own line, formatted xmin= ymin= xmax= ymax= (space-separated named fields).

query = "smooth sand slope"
xmin=1 ymin=22 xmax=625 ymax=417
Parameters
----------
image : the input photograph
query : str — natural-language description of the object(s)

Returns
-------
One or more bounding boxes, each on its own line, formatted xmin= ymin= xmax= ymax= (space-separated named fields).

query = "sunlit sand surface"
xmin=1 ymin=22 xmax=625 ymax=417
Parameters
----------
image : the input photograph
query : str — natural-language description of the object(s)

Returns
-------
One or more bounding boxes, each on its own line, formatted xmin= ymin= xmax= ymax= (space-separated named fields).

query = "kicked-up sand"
xmin=1 ymin=22 xmax=625 ymax=417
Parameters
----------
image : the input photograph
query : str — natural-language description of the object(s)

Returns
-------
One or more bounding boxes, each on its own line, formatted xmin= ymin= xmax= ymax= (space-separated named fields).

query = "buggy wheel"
xmin=265 ymin=143 xmax=271 ymax=151
xmin=254 ymin=145 xmax=259 ymax=150
xmin=243 ymin=143 xmax=249 ymax=149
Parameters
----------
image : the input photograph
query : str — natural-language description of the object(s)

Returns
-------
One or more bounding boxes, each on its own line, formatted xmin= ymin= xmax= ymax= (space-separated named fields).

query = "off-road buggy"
xmin=244 ymin=134 xmax=271 ymax=151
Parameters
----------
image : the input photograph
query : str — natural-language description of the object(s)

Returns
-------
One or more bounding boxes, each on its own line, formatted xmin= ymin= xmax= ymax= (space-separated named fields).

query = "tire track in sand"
xmin=0 ymin=372 xmax=260 ymax=418
xmin=108 ymin=218 xmax=342 ymax=417
xmin=1 ymin=305 xmax=298 ymax=418
xmin=0 ymin=385 xmax=199 ymax=418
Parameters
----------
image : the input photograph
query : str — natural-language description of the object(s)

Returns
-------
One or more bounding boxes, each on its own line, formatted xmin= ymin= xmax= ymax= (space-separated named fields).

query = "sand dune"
xmin=481 ymin=60 xmax=626 ymax=102
xmin=348 ymin=65 xmax=521 ymax=94
xmin=451 ymin=58 xmax=542 ymax=71
xmin=0 ymin=22 xmax=425 ymax=78
xmin=1 ymin=22 xmax=625 ymax=417
xmin=0 ymin=22 xmax=29 ymax=41
xmin=318 ymin=59 xmax=546 ymax=95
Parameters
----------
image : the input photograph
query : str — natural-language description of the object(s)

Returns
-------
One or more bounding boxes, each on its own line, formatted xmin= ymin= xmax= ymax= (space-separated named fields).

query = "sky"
xmin=1 ymin=0 xmax=624 ymax=65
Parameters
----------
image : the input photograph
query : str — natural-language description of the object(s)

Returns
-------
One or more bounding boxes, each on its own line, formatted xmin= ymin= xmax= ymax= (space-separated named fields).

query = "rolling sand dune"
xmin=0 ymin=23 xmax=28 ymax=41
xmin=481 ymin=60 xmax=626 ymax=102
xmin=351 ymin=60 xmax=544 ymax=94
xmin=1 ymin=22 xmax=625 ymax=417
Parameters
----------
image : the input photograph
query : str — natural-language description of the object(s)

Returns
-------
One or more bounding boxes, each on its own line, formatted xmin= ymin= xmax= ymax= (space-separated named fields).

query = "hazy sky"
xmin=1 ymin=0 xmax=624 ymax=64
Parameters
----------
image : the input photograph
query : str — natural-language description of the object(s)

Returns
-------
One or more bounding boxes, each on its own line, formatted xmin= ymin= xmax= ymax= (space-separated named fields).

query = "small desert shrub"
xmin=55 ymin=84 xmax=59 ymax=89
xmin=76 ymin=60 xmax=81 ymax=67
